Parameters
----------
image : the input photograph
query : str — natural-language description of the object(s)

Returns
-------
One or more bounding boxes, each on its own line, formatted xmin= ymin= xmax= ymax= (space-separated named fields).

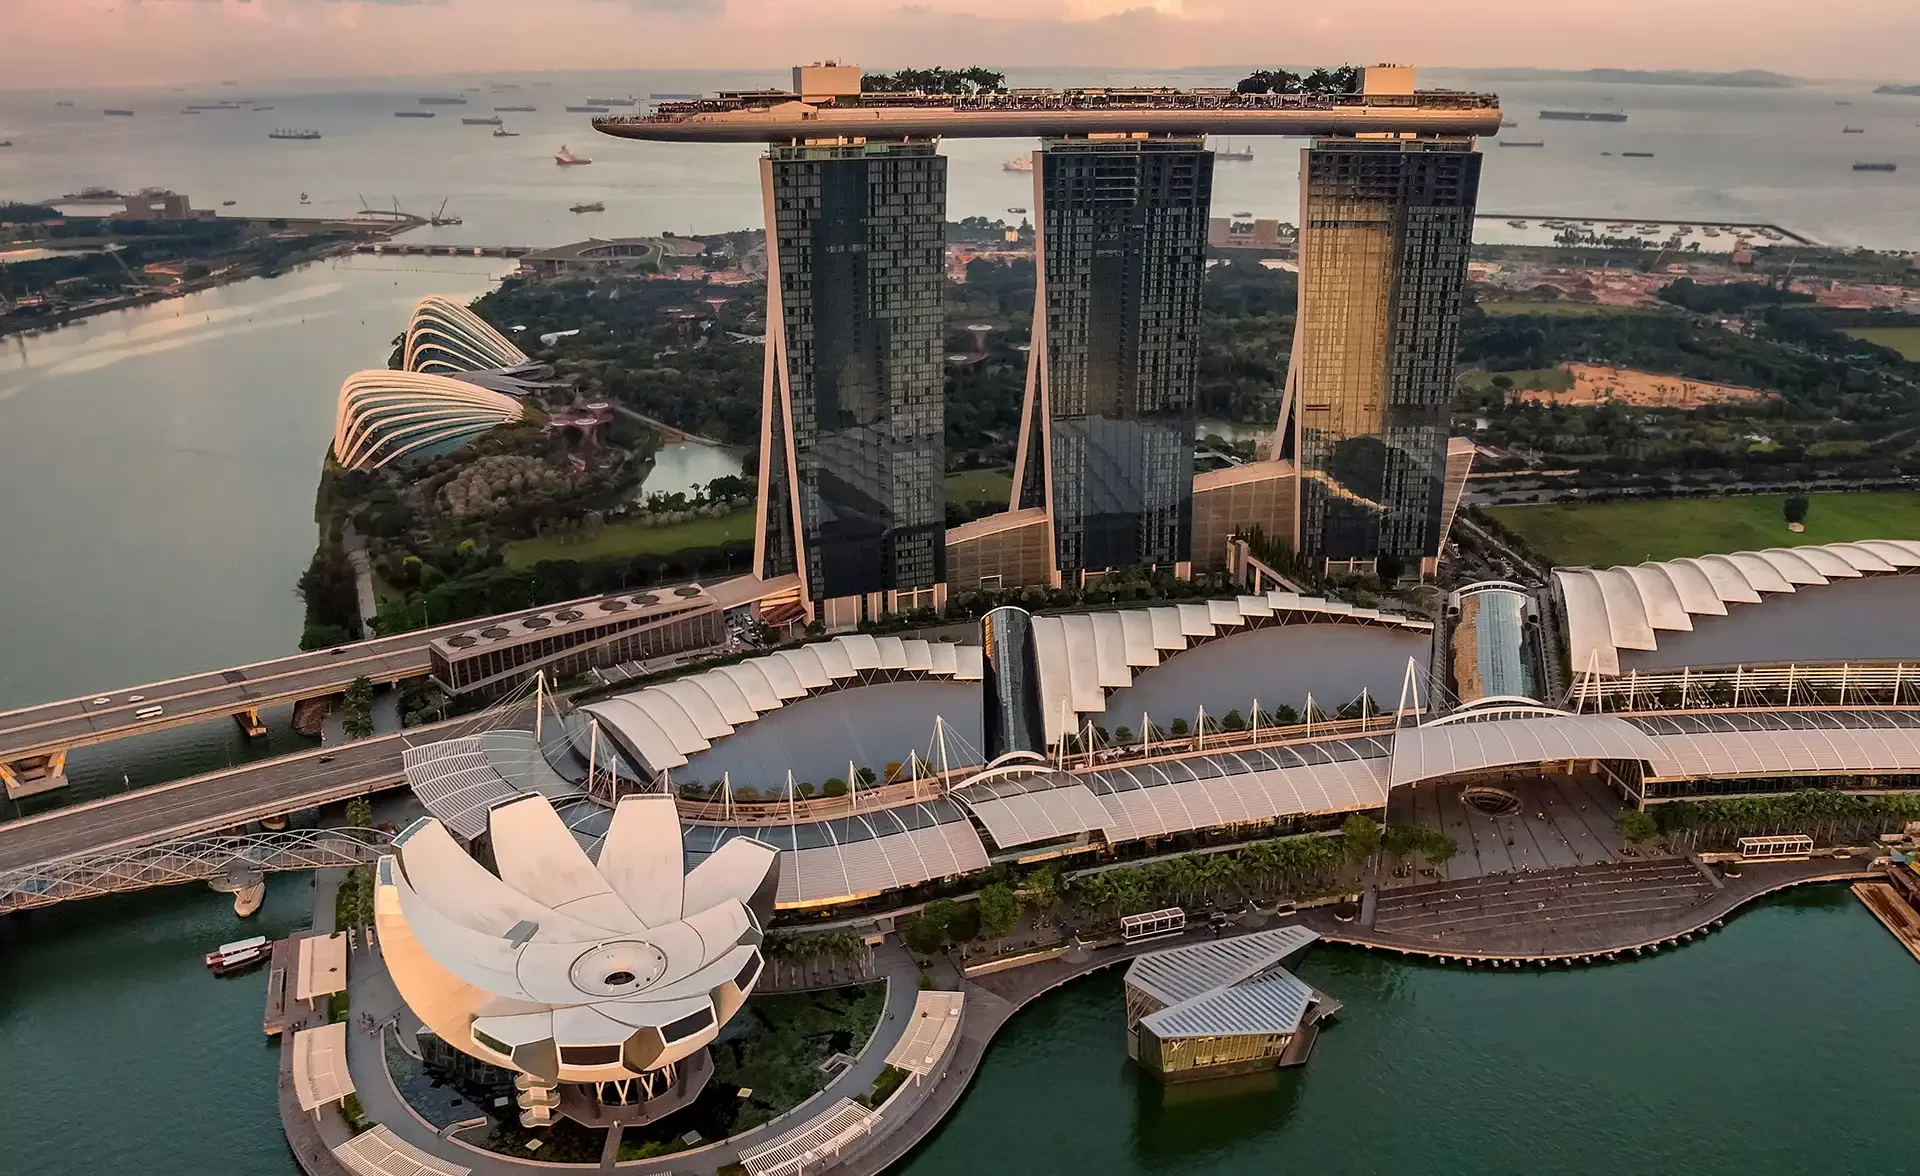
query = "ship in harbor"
xmin=1854 ymin=161 xmax=1898 ymax=172
xmin=103 ymin=109 xmax=135 ymax=117
xmin=586 ymin=95 xmax=638 ymax=107
xmin=565 ymin=105 xmax=610 ymax=114
xmin=1498 ymin=140 xmax=1546 ymax=148
xmin=1843 ymin=126 xmax=1866 ymax=134
xmin=462 ymin=116 xmax=503 ymax=126
xmin=268 ymin=129 xmax=321 ymax=140
xmin=570 ymin=200 xmax=606 ymax=213
xmin=555 ymin=144 xmax=593 ymax=165
xmin=1538 ymin=110 xmax=1627 ymax=122
xmin=1622 ymin=151 xmax=1655 ymax=158
xmin=395 ymin=110 xmax=435 ymax=119
xmin=495 ymin=105 xmax=537 ymax=112
xmin=419 ymin=96 xmax=467 ymax=105
xmin=493 ymin=126 xmax=520 ymax=138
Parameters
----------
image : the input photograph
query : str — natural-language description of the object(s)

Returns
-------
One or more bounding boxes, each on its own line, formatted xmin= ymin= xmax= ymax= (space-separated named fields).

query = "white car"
xmin=127 ymin=694 xmax=145 ymax=702
xmin=91 ymin=697 xmax=110 ymax=705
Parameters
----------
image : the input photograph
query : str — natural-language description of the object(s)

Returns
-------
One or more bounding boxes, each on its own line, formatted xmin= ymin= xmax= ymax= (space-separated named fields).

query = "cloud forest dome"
xmin=405 ymin=295 xmax=531 ymax=375
xmin=374 ymin=792 xmax=778 ymax=1085
xmin=331 ymin=369 xmax=526 ymax=471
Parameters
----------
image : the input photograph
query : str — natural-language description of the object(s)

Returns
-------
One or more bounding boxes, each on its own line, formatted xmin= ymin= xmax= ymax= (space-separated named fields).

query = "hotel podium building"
xmin=1289 ymin=137 xmax=1483 ymax=576
xmin=1012 ymin=137 xmax=1213 ymax=581
xmin=596 ymin=65 xmax=1498 ymax=620
xmin=756 ymin=139 xmax=950 ymax=629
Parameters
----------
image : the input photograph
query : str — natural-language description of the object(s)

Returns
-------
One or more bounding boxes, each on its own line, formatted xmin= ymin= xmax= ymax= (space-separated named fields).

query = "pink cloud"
xmin=1 ymin=0 xmax=1914 ymax=90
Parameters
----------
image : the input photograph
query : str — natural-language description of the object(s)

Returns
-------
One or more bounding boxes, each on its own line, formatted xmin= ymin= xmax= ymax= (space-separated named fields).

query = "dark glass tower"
xmin=1013 ymin=137 xmax=1211 ymax=580
xmin=755 ymin=142 xmax=947 ymax=604
xmin=1290 ymin=138 xmax=1481 ymax=571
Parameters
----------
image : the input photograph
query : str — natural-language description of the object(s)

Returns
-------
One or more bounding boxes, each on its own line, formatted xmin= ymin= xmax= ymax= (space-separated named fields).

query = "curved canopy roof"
xmin=1555 ymin=542 xmax=1920 ymax=676
xmin=404 ymin=295 xmax=530 ymax=374
xmin=376 ymin=792 xmax=778 ymax=1084
xmin=332 ymin=369 xmax=525 ymax=470
xmin=1027 ymin=594 xmax=1431 ymax=745
xmin=1388 ymin=714 xmax=1675 ymax=787
xmin=582 ymin=637 xmax=980 ymax=779
xmin=1629 ymin=708 xmax=1920 ymax=781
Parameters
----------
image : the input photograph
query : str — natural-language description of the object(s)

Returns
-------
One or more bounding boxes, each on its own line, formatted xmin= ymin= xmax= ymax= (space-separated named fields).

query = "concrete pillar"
xmin=1 ymin=749 xmax=69 ymax=800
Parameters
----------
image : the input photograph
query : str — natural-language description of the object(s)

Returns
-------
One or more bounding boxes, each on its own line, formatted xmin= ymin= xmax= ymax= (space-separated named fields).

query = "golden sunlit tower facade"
xmin=1011 ymin=136 xmax=1213 ymax=584
xmin=1287 ymin=137 xmax=1482 ymax=579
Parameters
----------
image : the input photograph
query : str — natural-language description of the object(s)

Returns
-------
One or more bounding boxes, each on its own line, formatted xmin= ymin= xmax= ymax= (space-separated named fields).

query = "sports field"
xmin=1844 ymin=326 xmax=1920 ymax=361
xmin=946 ymin=468 xmax=1014 ymax=504
xmin=502 ymin=510 xmax=753 ymax=568
xmin=1486 ymin=492 xmax=1920 ymax=568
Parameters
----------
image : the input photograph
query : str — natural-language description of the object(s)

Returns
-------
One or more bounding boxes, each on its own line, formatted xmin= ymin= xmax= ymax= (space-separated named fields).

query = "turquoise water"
xmin=0 ymin=878 xmax=312 ymax=1175
xmin=902 ymin=887 xmax=1920 ymax=1176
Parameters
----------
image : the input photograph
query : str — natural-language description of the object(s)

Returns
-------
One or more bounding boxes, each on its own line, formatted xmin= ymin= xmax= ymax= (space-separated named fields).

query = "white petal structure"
xmin=405 ymin=294 xmax=531 ymax=374
xmin=375 ymin=793 xmax=779 ymax=1084
xmin=332 ymin=370 xmax=526 ymax=470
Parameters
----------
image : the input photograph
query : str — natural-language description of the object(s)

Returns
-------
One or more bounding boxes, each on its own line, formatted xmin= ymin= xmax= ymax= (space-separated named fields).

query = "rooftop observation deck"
xmin=593 ymin=87 xmax=1503 ymax=143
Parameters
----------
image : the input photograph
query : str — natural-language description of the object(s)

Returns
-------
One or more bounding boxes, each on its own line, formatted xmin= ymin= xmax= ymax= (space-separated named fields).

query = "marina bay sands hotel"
xmin=596 ymin=65 xmax=1501 ymax=627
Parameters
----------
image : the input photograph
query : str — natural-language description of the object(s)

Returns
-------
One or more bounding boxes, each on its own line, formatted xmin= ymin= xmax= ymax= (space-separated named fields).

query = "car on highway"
xmin=90 ymin=697 xmax=110 ymax=705
xmin=317 ymin=755 xmax=336 ymax=764
xmin=127 ymin=694 xmax=145 ymax=702
xmin=134 ymin=705 xmax=164 ymax=720
xmin=330 ymin=648 xmax=344 ymax=656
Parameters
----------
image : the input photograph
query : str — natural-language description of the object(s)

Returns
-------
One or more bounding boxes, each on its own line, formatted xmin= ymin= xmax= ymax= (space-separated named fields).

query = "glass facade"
xmin=981 ymin=606 xmax=1046 ymax=763
xmin=1447 ymin=583 xmax=1542 ymax=708
xmin=1293 ymin=139 xmax=1481 ymax=570
xmin=761 ymin=142 xmax=947 ymax=601
xmin=1019 ymin=137 xmax=1211 ymax=577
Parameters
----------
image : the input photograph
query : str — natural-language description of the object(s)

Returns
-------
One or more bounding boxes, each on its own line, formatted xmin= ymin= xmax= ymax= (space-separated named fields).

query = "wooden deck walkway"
xmin=1852 ymin=881 xmax=1920 ymax=963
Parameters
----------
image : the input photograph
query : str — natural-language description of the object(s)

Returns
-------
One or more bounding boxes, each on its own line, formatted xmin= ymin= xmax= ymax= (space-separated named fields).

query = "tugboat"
xmin=205 ymin=936 xmax=269 ymax=977
xmin=555 ymin=144 xmax=592 ymax=166
xmin=570 ymin=201 xmax=606 ymax=213
xmin=493 ymin=126 xmax=520 ymax=137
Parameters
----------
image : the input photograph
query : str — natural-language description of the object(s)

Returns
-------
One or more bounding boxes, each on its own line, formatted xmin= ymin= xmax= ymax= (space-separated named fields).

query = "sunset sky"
xmin=2 ymin=0 xmax=1915 ymax=90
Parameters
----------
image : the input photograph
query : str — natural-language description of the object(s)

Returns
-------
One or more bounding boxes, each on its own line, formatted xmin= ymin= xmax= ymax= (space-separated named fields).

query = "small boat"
xmin=1842 ymin=126 xmax=1865 ymax=133
xmin=206 ymin=935 xmax=269 ymax=976
xmin=1836 ymin=100 xmax=1853 ymax=106
xmin=1231 ymin=210 xmax=1253 ymax=218
xmin=1507 ymin=219 xmax=1529 ymax=229
xmin=394 ymin=110 xmax=435 ymax=119
xmin=570 ymin=201 xmax=605 ymax=213
xmin=555 ymin=144 xmax=592 ymax=165
xmin=55 ymin=99 xmax=75 ymax=107
xmin=462 ymin=116 xmax=503 ymax=126
xmin=565 ymin=105 xmax=610 ymax=114
xmin=1008 ymin=207 xmax=1027 ymax=214
xmin=221 ymin=199 xmax=236 ymax=206
xmin=1500 ymin=120 xmax=1519 ymax=128
xmin=299 ymin=192 xmax=310 ymax=204
xmin=1854 ymin=161 xmax=1898 ymax=172
xmin=1498 ymin=140 xmax=1545 ymax=148
xmin=268 ymin=129 xmax=321 ymax=140
xmin=493 ymin=127 xmax=520 ymax=138
xmin=104 ymin=109 xmax=135 ymax=116
xmin=0 ymin=141 xmax=12 ymax=148
xmin=495 ymin=105 xmax=537 ymax=112
xmin=1622 ymin=151 xmax=1655 ymax=158
xmin=253 ymin=105 xmax=274 ymax=112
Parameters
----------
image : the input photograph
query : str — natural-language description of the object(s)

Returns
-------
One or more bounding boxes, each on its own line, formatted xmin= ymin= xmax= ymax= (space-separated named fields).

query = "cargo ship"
xmin=1498 ymin=140 xmax=1545 ymax=148
xmin=493 ymin=127 xmax=520 ymax=138
xmin=1539 ymin=110 xmax=1627 ymax=122
xmin=570 ymin=201 xmax=605 ymax=213
xmin=587 ymin=95 xmax=637 ymax=106
xmin=1854 ymin=161 xmax=1898 ymax=172
xmin=495 ymin=105 xmax=537 ymax=112
xmin=555 ymin=144 xmax=592 ymax=165
xmin=462 ymin=116 xmax=503 ymax=126
xmin=1843 ymin=126 xmax=1866 ymax=134
xmin=1622 ymin=151 xmax=1655 ymax=158
xmin=419 ymin=96 xmax=467 ymax=105
xmin=268 ymin=128 xmax=321 ymax=140
xmin=565 ymin=105 xmax=610 ymax=114
xmin=104 ymin=108 xmax=135 ymax=116
xmin=395 ymin=110 xmax=435 ymax=119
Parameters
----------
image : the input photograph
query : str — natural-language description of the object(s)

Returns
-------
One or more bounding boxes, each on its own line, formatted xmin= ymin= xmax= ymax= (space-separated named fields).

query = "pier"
xmin=1853 ymin=879 xmax=1920 ymax=963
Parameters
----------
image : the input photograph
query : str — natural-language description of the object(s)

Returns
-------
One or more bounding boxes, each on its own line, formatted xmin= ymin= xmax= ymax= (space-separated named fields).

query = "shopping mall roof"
xmin=1084 ymin=735 xmax=1393 ymax=842
xmin=581 ymin=636 xmax=980 ymax=779
xmin=1628 ymin=707 xmax=1920 ymax=781
xmin=952 ymin=771 xmax=1112 ymax=848
xmin=1555 ymin=542 xmax=1920 ymax=676
xmin=1388 ymin=714 xmax=1674 ymax=788
xmin=681 ymin=800 xmax=989 ymax=908
xmin=1027 ymin=595 xmax=1431 ymax=745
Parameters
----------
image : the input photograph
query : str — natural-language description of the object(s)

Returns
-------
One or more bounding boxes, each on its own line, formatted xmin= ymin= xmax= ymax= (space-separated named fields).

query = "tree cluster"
xmin=860 ymin=67 xmax=1006 ymax=94
xmin=1234 ymin=66 xmax=1362 ymax=95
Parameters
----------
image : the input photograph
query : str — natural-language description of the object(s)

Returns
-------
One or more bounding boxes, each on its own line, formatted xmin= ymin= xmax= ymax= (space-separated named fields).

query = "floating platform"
xmin=1852 ymin=881 xmax=1920 ymax=964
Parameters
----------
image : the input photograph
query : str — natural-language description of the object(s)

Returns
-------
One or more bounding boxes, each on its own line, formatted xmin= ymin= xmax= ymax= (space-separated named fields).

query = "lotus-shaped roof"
xmin=375 ymin=793 xmax=778 ymax=1083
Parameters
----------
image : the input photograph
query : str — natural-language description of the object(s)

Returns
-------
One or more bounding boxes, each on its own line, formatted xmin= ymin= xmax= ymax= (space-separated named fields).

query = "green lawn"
xmin=1844 ymin=326 xmax=1920 ymax=361
xmin=946 ymin=468 xmax=1014 ymax=504
xmin=1478 ymin=301 xmax=1647 ymax=317
xmin=1487 ymin=492 xmax=1920 ymax=568
xmin=502 ymin=510 xmax=753 ymax=568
